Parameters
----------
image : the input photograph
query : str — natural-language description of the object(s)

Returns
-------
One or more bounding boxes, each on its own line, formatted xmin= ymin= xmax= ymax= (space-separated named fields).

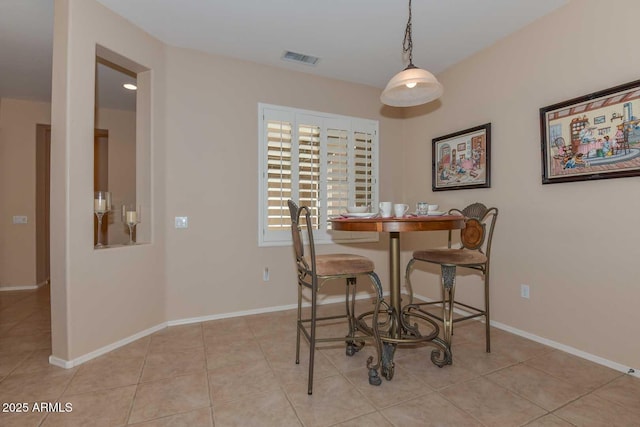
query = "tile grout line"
xmin=254 ymin=325 xmax=308 ymax=426
xmin=433 ymin=375 xmax=493 ymax=427
xmin=37 ymin=347 xmax=83 ymax=427
xmin=200 ymin=321 xmax=218 ymax=426
xmin=545 ymin=371 xmax=629 ymax=423
xmin=477 ymin=357 xmax=629 ymax=425
xmin=124 ymin=332 xmax=153 ymax=425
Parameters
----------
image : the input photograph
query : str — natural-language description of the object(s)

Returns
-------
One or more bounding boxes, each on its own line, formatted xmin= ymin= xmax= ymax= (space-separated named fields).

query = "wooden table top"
xmin=330 ymin=215 xmax=465 ymax=233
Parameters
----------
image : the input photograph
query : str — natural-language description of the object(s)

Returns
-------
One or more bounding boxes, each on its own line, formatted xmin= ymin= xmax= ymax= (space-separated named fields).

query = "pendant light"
xmin=381 ymin=0 xmax=443 ymax=107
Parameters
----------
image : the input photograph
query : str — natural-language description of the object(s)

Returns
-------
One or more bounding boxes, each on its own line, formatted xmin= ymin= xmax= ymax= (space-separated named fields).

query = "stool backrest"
xmin=448 ymin=202 xmax=498 ymax=259
xmin=288 ymin=199 xmax=315 ymax=286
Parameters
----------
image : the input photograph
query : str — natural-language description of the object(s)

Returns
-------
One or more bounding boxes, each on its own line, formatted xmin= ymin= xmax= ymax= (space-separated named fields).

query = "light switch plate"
xmin=175 ymin=216 xmax=188 ymax=229
xmin=12 ymin=215 xmax=28 ymax=224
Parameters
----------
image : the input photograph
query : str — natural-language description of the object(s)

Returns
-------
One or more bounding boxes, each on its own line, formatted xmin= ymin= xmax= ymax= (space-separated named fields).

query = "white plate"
xmin=341 ymin=212 xmax=376 ymax=218
xmin=427 ymin=211 xmax=445 ymax=216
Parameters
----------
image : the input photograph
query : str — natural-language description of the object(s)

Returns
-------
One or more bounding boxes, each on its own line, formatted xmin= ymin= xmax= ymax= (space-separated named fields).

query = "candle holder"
xmin=121 ymin=204 xmax=140 ymax=245
xmin=94 ymin=191 xmax=111 ymax=248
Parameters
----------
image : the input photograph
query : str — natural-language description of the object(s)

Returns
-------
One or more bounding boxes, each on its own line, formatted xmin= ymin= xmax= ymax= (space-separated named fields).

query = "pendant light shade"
xmin=380 ymin=65 xmax=443 ymax=107
xmin=381 ymin=0 xmax=443 ymax=107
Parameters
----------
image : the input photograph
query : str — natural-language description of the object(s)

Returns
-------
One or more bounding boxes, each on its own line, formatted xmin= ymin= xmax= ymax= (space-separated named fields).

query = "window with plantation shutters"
xmin=259 ymin=104 xmax=379 ymax=246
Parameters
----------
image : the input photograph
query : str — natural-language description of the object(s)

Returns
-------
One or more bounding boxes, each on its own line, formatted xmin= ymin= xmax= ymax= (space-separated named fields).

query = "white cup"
xmin=416 ymin=202 xmax=429 ymax=215
xmin=427 ymin=204 xmax=439 ymax=212
xmin=394 ymin=203 xmax=409 ymax=217
xmin=379 ymin=201 xmax=393 ymax=217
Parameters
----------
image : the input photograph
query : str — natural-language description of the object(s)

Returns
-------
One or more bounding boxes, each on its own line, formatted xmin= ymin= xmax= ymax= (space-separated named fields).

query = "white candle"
xmin=94 ymin=199 xmax=106 ymax=212
xmin=126 ymin=211 xmax=137 ymax=224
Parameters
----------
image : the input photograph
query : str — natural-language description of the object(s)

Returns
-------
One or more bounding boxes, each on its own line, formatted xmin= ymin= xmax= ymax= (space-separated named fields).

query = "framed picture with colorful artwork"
xmin=432 ymin=123 xmax=491 ymax=191
xmin=541 ymin=79 xmax=640 ymax=184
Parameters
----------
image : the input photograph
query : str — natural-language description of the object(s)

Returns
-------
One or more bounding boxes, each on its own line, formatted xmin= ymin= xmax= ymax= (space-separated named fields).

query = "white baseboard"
xmin=167 ymin=291 xmax=387 ymax=326
xmin=167 ymin=303 xmax=298 ymax=326
xmin=491 ymin=320 xmax=639 ymax=379
xmin=50 ymin=290 xmax=639 ymax=380
xmin=0 ymin=282 xmax=41 ymax=292
xmin=0 ymin=281 xmax=47 ymax=292
xmin=48 ymin=355 xmax=74 ymax=369
xmin=48 ymin=322 xmax=166 ymax=369
xmin=0 ymin=285 xmax=38 ymax=291
xmin=411 ymin=291 xmax=639 ymax=378
xmin=49 ymin=291 xmax=386 ymax=369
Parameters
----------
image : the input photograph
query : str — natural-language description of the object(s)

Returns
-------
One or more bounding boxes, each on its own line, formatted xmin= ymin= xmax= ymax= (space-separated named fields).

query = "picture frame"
xmin=432 ymin=123 xmax=491 ymax=191
xmin=540 ymin=79 xmax=640 ymax=184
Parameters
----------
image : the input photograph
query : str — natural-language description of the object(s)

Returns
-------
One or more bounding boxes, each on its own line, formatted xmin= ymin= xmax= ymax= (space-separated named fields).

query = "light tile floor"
xmin=1 ymin=285 xmax=639 ymax=426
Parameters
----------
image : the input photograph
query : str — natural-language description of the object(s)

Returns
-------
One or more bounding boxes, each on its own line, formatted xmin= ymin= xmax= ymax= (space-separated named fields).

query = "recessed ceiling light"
xmin=123 ymin=83 xmax=137 ymax=90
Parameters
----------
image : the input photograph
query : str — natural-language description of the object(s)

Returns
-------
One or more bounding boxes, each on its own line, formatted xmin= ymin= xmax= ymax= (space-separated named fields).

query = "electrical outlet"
xmin=520 ymin=284 xmax=530 ymax=299
xmin=263 ymin=267 xmax=270 ymax=281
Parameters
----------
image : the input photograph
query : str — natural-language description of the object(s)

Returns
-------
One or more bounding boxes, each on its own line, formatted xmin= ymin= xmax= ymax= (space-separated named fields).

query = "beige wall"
xmin=0 ymin=98 xmax=51 ymax=288
xmin=51 ymin=0 xmax=166 ymax=360
xmin=49 ymin=0 xmax=638 ymax=372
xmin=163 ymin=47 xmax=404 ymax=320
xmin=0 ymin=100 xmax=135 ymax=287
xmin=401 ymin=0 xmax=640 ymax=370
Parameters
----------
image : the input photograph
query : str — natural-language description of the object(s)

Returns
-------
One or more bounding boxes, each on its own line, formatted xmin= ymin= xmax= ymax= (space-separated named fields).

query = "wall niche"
xmin=93 ymin=46 xmax=151 ymax=248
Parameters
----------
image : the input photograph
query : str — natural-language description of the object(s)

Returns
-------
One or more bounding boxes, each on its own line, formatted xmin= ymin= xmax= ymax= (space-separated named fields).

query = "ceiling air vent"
xmin=282 ymin=51 xmax=320 ymax=66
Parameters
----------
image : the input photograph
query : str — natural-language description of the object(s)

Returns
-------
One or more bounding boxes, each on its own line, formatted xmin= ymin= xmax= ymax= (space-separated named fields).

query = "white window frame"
xmin=258 ymin=103 xmax=379 ymax=247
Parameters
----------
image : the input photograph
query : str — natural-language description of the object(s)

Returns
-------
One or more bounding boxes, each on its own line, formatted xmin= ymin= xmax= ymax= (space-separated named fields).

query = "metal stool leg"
xmin=366 ymin=272 xmax=383 ymax=386
xmin=296 ymin=285 xmax=302 ymax=365
xmin=307 ymin=279 xmax=318 ymax=395
xmin=484 ymin=268 xmax=491 ymax=353
xmin=345 ymin=278 xmax=363 ymax=356
xmin=441 ymin=265 xmax=457 ymax=350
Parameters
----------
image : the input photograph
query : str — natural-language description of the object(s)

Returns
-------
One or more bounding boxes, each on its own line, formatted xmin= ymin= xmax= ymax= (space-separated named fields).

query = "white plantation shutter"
xmin=353 ymin=128 xmax=376 ymax=209
xmin=259 ymin=104 xmax=378 ymax=246
xmin=266 ymin=119 xmax=292 ymax=231
xmin=325 ymin=124 xmax=350 ymax=227
xmin=261 ymin=108 xmax=295 ymax=243
xmin=297 ymin=121 xmax=321 ymax=231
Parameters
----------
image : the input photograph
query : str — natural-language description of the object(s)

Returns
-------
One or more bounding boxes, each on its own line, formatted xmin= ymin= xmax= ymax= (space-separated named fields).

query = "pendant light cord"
xmin=403 ymin=0 xmax=414 ymax=66
xmin=381 ymin=0 xmax=443 ymax=106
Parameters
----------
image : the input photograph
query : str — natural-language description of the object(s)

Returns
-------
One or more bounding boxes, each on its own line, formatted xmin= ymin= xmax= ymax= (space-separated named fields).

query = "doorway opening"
xmin=36 ymin=124 xmax=51 ymax=286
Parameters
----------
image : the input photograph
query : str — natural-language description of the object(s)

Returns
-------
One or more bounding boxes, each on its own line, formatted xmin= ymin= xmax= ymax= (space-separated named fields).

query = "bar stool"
xmin=288 ymin=200 xmax=384 ymax=394
xmin=405 ymin=202 xmax=498 ymax=353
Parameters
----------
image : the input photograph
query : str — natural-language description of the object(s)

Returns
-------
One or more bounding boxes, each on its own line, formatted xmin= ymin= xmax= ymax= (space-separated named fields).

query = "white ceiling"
xmin=0 ymin=0 xmax=54 ymax=102
xmin=0 ymin=0 xmax=568 ymax=109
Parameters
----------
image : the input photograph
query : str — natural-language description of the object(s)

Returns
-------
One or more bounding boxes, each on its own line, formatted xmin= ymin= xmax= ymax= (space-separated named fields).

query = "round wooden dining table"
xmin=330 ymin=214 xmax=465 ymax=379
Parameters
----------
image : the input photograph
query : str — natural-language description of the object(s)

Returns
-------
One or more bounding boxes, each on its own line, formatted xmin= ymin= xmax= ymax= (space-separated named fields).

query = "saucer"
xmin=341 ymin=212 xmax=377 ymax=218
xmin=427 ymin=211 xmax=445 ymax=216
